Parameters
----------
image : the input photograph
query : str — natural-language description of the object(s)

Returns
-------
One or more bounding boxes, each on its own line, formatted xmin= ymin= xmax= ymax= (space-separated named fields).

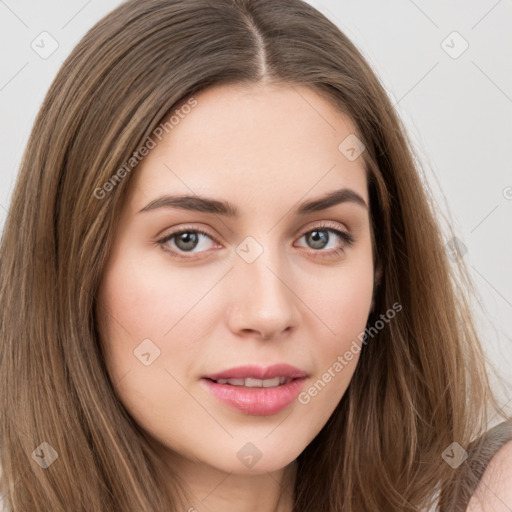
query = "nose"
xmin=225 ymin=248 xmax=301 ymax=340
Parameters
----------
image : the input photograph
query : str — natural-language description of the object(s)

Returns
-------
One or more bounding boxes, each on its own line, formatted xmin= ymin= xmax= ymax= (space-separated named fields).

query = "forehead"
xmin=126 ymin=82 xmax=368 ymax=212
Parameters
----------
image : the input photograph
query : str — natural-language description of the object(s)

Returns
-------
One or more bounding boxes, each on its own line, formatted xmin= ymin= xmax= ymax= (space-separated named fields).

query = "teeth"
xmin=215 ymin=377 xmax=291 ymax=387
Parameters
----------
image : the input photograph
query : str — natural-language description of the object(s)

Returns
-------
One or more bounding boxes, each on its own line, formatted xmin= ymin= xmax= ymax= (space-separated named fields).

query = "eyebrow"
xmin=138 ymin=188 xmax=368 ymax=217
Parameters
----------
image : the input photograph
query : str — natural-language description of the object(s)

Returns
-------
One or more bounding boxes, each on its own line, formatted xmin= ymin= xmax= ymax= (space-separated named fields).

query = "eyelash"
xmin=157 ymin=222 xmax=355 ymax=261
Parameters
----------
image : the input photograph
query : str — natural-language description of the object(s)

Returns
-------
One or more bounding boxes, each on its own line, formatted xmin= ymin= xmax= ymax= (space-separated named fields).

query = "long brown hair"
xmin=0 ymin=0 xmax=508 ymax=510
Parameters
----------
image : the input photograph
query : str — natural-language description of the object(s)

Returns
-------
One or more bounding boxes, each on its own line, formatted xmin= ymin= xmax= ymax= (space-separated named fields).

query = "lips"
xmin=203 ymin=363 xmax=308 ymax=381
xmin=214 ymin=376 xmax=292 ymax=387
xmin=201 ymin=364 xmax=308 ymax=415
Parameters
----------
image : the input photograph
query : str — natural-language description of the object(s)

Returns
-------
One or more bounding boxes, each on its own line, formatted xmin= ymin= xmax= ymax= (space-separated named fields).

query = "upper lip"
xmin=203 ymin=364 xmax=308 ymax=381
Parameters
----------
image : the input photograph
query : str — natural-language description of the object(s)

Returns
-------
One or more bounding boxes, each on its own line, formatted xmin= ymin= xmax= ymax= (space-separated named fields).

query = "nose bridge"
xmin=227 ymin=235 xmax=300 ymax=337
xmin=237 ymin=238 xmax=291 ymax=305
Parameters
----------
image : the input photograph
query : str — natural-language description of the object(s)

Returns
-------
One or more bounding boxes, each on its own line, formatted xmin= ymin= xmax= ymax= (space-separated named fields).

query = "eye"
xmin=158 ymin=227 xmax=219 ymax=259
xmin=157 ymin=222 xmax=355 ymax=260
xmin=295 ymin=223 xmax=355 ymax=259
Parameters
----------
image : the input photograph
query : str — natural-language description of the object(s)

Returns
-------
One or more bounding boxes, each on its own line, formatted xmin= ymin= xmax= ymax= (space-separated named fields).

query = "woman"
xmin=0 ymin=0 xmax=510 ymax=510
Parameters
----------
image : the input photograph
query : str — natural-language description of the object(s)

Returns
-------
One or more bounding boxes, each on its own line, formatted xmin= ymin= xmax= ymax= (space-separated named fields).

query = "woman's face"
xmin=96 ymin=82 xmax=374 ymax=475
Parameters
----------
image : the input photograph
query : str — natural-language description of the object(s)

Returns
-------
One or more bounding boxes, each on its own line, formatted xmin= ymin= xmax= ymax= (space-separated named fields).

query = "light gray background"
xmin=1 ymin=1 xmax=511 ymax=410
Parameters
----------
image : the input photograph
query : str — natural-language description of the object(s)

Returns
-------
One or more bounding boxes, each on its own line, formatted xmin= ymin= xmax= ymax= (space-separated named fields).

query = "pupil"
xmin=308 ymin=230 xmax=328 ymax=249
xmin=176 ymin=232 xmax=198 ymax=251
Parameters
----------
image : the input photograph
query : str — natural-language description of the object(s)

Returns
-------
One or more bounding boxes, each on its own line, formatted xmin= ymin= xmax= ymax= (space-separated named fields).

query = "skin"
xmin=96 ymin=82 xmax=375 ymax=512
xmin=466 ymin=439 xmax=512 ymax=511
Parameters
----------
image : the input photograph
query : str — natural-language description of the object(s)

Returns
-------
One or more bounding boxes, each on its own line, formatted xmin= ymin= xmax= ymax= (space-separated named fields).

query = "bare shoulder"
xmin=466 ymin=438 xmax=512 ymax=511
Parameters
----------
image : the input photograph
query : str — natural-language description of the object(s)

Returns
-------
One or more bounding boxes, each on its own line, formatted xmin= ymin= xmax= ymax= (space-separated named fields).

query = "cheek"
xmin=294 ymin=256 xmax=374 ymax=417
xmin=300 ymin=253 xmax=374 ymax=344
xmin=95 ymin=252 xmax=229 ymax=398
xmin=97 ymin=251 xmax=224 ymax=343
xmin=95 ymin=262 xmax=206 ymax=441
xmin=325 ymin=271 xmax=373 ymax=334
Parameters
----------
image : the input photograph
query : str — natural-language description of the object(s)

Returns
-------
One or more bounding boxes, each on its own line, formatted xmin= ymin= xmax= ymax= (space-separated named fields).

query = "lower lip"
xmin=201 ymin=377 xmax=307 ymax=416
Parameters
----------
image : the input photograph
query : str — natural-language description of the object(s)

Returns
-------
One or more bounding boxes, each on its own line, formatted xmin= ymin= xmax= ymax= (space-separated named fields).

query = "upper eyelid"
xmin=162 ymin=219 xmax=349 ymax=239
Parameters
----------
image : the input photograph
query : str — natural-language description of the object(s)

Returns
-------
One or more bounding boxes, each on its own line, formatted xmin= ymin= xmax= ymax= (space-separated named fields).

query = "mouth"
xmin=200 ymin=376 xmax=307 ymax=416
xmin=202 ymin=363 xmax=308 ymax=382
xmin=204 ymin=376 xmax=294 ymax=387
